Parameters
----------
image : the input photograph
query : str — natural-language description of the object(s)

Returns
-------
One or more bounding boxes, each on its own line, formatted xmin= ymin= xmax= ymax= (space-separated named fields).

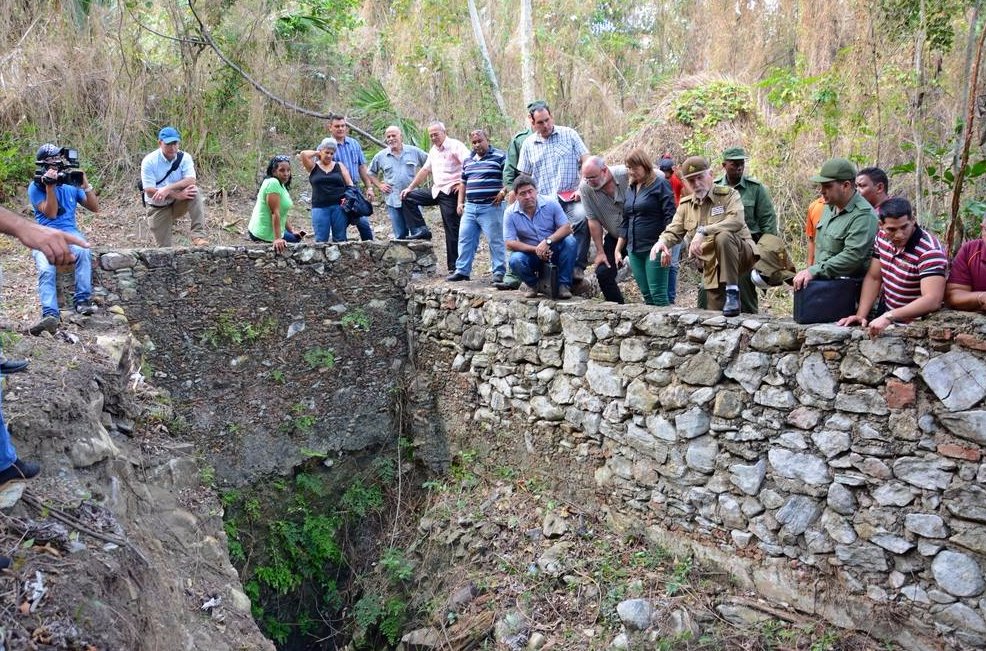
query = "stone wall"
xmin=408 ymin=285 xmax=986 ymax=650
xmin=94 ymin=241 xmax=435 ymax=485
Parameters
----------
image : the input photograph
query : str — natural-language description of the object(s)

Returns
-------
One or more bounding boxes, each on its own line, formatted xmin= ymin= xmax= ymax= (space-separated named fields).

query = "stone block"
xmin=939 ymin=410 xmax=986 ymax=446
xmin=932 ymin=550 xmax=986 ymax=597
xmin=921 ymin=350 xmax=986 ymax=412
xmin=884 ymin=378 xmax=916 ymax=409
xmin=585 ymin=360 xmax=625 ymax=397
xmin=797 ymin=353 xmax=837 ymax=399
xmin=677 ymin=351 xmax=722 ymax=386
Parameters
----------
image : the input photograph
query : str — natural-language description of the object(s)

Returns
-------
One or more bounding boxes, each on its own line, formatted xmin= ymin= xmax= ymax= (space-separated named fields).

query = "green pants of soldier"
xmin=697 ymin=271 xmax=758 ymax=313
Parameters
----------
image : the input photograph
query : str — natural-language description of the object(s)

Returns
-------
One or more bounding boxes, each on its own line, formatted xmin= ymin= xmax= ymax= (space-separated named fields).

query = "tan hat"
xmin=680 ymin=156 xmax=710 ymax=179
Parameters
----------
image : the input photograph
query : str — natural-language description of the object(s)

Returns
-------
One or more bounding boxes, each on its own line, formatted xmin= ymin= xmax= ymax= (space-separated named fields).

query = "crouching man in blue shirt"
xmin=504 ymin=174 xmax=576 ymax=299
xmin=27 ymin=144 xmax=98 ymax=335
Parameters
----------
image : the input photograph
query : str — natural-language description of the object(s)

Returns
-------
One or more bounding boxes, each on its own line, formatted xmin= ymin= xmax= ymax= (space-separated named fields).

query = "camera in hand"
xmin=34 ymin=147 xmax=85 ymax=186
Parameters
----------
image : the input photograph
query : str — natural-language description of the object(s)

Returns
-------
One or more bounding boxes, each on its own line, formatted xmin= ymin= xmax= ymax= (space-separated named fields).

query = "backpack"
xmin=136 ymin=152 xmax=184 ymax=206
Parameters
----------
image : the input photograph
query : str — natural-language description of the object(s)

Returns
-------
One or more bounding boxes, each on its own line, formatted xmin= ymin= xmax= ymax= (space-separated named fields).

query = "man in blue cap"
xmin=140 ymin=126 xmax=209 ymax=247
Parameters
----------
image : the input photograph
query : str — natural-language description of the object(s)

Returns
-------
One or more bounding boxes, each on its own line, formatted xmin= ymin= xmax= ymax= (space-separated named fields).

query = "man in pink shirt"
xmin=401 ymin=122 xmax=471 ymax=271
xmin=946 ymin=213 xmax=986 ymax=312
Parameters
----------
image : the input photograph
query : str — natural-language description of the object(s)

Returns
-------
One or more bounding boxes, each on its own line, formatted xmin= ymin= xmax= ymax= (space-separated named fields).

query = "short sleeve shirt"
xmin=504 ymin=197 xmax=569 ymax=247
xmin=948 ymin=239 xmax=986 ymax=291
xmin=517 ymin=125 xmax=588 ymax=197
xmin=874 ymin=227 xmax=948 ymax=309
xmin=334 ymin=136 xmax=368 ymax=188
xmin=579 ymin=165 xmax=629 ymax=238
xmin=369 ymin=145 xmax=428 ymax=207
xmin=248 ymin=177 xmax=293 ymax=241
xmin=141 ymin=148 xmax=196 ymax=207
xmin=423 ymin=137 xmax=471 ymax=197
xmin=28 ymin=182 xmax=86 ymax=231
xmin=462 ymin=147 xmax=506 ymax=204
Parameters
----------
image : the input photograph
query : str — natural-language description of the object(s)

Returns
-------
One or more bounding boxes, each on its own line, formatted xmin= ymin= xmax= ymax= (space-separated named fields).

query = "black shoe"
xmin=494 ymin=281 xmax=520 ymax=291
xmin=0 ymin=459 xmax=41 ymax=485
xmin=557 ymin=284 xmax=572 ymax=300
xmin=0 ymin=556 xmax=10 ymax=570
xmin=446 ymin=272 xmax=470 ymax=282
xmin=491 ymin=273 xmax=504 ymax=284
xmin=28 ymin=315 xmax=59 ymax=336
xmin=408 ymin=229 xmax=433 ymax=241
xmin=74 ymin=300 xmax=96 ymax=315
xmin=723 ymin=287 xmax=741 ymax=317
xmin=0 ymin=359 xmax=28 ymax=374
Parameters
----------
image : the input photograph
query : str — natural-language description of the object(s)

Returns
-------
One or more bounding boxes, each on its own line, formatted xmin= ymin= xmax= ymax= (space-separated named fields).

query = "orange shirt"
xmin=805 ymin=197 xmax=827 ymax=238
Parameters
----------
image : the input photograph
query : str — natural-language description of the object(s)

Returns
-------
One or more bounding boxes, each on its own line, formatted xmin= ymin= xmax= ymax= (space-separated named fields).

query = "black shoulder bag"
xmin=137 ymin=151 xmax=185 ymax=207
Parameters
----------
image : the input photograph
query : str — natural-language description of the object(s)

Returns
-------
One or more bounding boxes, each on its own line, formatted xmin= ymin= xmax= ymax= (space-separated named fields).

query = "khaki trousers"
xmin=698 ymin=231 xmax=757 ymax=310
xmin=147 ymin=195 xmax=206 ymax=246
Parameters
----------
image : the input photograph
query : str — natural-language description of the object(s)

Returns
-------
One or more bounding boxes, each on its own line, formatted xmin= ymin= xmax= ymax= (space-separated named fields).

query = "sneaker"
xmin=0 ymin=458 xmax=41 ymax=485
xmin=446 ymin=272 xmax=470 ymax=282
xmin=74 ymin=300 xmax=96 ymax=316
xmin=523 ymin=284 xmax=539 ymax=298
xmin=29 ymin=315 xmax=60 ymax=336
xmin=723 ymin=287 xmax=741 ymax=317
xmin=557 ymin=284 xmax=572 ymax=300
xmin=491 ymin=273 xmax=504 ymax=284
xmin=408 ymin=229 xmax=432 ymax=241
xmin=0 ymin=359 xmax=28 ymax=374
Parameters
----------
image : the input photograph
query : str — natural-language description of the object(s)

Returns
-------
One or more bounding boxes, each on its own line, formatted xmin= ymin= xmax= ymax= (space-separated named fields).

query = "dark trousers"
xmin=404 ymin=188 xmax=460 ymax=271
xmin=559 ymin=200 xmax=590 ymax=271
xmin=595 ymin=233 xmax=624 ymax=303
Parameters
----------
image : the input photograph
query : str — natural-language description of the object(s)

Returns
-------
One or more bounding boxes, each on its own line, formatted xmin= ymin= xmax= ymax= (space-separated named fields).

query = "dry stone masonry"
xmin=408 ymin=285 xmax=986 ymax=650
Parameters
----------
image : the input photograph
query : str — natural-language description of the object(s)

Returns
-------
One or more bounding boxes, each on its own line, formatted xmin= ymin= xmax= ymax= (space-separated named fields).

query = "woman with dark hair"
xmin=618 ymin=148 xmax=676 ymax=306
xmin=299 ymin=138 xmax=354 ymax=242
xmin=248 ymin=155 xmax=305 ymax=252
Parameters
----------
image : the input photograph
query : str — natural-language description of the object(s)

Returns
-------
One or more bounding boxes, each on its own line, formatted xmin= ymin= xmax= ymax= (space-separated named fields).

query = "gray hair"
xmin=428 ymin=121 xmax=446 ymax=132
xmin=317 ymin=138 xmax=337 ymax=151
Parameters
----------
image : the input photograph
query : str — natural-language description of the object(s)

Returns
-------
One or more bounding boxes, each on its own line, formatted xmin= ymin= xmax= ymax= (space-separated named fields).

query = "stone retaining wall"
xmin=93 ymin=241 xmax=435 ymax=485
xmin=408 ymin=285 xmax=986 ymax=650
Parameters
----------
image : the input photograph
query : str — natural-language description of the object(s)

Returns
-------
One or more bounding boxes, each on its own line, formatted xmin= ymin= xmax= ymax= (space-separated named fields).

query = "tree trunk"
xmin=911 ymin=0 xmax=926 ymax=222
xmin=519 ymin=0 xmax=534 ymax=104
xmin=467 ymin=0 xmax=507 ymax=119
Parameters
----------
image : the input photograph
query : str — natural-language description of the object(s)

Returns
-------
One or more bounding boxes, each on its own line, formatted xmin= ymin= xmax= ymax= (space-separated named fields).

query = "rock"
xmin=70 ymin=425 xmax=121 ymax=468
xmin=718 ymin=494 xmax=747 ymax=530
xmin=537 ymin=541 xmax=573 ymax=577
xmin=812 ymin=430 xmax=851 ymax=458
xmin=561 ymin=313 xmax=595 ymax=344
xmin=494 ymin=611 xmax=529 ymax=649
xmin=715 ymin=603 xmax=771 ymax=626
xmin=767 ymin=449 xmax=830 ymax=485
xmin=461 ymin=326 xmax=485 ymax=350
xmin=609 ymin=633 xmax=629 ymax=649
xmin=822 ymin=510 xmax=858 ymax=545
xmin=526 ymin=632 xmax=547 ymax=650
xmin=805 ymin=324 xmax=851 ymax=345
xmin=712 ymin=390 xmax=744 ymax=418
xmin=900 ymin=584 xmax=931 ymax=604
xmin=939 ymin=411 xmax=986 ymax=446
xmin=753 ymin=386 xmax=797 ymax=409
xmin=675 ymin=408 xmax=710 ymax=439
xmin=827 ymin=483 xmax=857 ymax=516
xmin=644 ymin=414 xmax=676 ymax=442
xmin=448 ymin=583 xmax=479 ymax=611
xmin=834 ymin=543 xmax=888 ymax=572
xmin=904 ymin=514 xmax=948 ymax=539
xmin=667 ymin=608 xmax=700 ymax=637
xmin=0 ymin=481 xmax=26 ymax=509
xmin=585 ymin=361 xmax=625 ymax=397
xmin=839 ymin=353 xmax=885 ymax=385
xmin=950 ymin=524 xmax=986 ymax=555
xmin=624 ymin=379 xmax=658 ymax=412
xmin=563 ymin=344 xmax=589 ymax=376
xmin=932 ymin=550 xmax=986 ymax=597
xmin=796 ymin=354 xmax=836 ymax=399
xmin=859 ymin=337 xmax=911 ymax=364
xmin=530 ymin=396 xmax=565 ymax=421
xmin=935 ymin=602 xmax=986 ymax=646
xmin=786 ymin=406 xmax=821 ymax=430
xmin=749 ymin=325 xmax=801 ymax=352
xmin=514 ymin=321 xmax=541 ymax=346
xmin=871 ymin=534 xmax=914 ymax=554
xmin=616 ymin=598 xmax=653 ymax=631
xmin=542 ymin=512 xmax=568 ymax=539
xmin=227 ymin=586 xmax=252 ymax=614
xmin=872 ymin=481 xmax=916 ymax=507
xmin=685 ymin=436 xmax=718 ymax=474
xmin=724 ymin=352 xmax=770 ymax=393
xmin=729 ymin=459 xmax=766 ymax=495
xmin=893 ymin=457 xmax=953 ymax=491
xmin=834 ymin=387 xmax=889 ymax=415
xmin=677 ymin=352 xmax=721 ymax=386
xmin=775 ymin=495 xmax=822 ymax=535
xmin=943 ymin=484 xmax=986 ymax=524
xmin=620 ymin=338 xmax=649 ymax=362
xmin=921 ymin=350 xmax=986 ymax=411
xmin=100 ymin=251 xmax=138 ymax=270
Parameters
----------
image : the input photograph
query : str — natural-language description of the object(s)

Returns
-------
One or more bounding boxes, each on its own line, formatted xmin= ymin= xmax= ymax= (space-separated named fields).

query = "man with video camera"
xmin=26 ymin=143 xmax=99 ymax=335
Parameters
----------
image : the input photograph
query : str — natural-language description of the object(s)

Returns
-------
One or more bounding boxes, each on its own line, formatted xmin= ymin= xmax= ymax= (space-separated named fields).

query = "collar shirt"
xmin=579 ymin=165 xmax=629 ymax=237
xmin=140 ymin=148 xmax=196 ymax=206
xmin=462 ymin=147 xmax=506 ymax=204
xmin=333 ymin=136 xmax=367 ymax=187
xmin=504 ymin=196 xmax=569 ymax=247
xmin=369 ymin=145 xmax=428 ymax=207
xmin=874 ymin=226 xmax=948 ymax=309
xmin=948 ymin=238 xmax=986 ymax=292
xmin=714 ymin=174 xmax=778 ymax=237
xmin=659 ymin=186 xmax=753 ymax=248
xmin=28 ymin=183 xmax=87 ymax=231
xmin=810 ymin=191 xmax=878 ymax=279
xmin=422 ymin=137 xmax=471 ymax=198
xmin=517 ymin=125 xmax=588 ymax=197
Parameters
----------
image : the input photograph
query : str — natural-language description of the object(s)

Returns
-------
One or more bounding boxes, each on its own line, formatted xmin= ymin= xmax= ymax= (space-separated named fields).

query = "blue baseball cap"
xmin=158 ymin=126 xmax=181 ymax=143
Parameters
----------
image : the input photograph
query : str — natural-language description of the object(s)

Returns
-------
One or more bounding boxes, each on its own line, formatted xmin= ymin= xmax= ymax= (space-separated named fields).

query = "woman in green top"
xmin=248 ymin=155 xmax=305 ymax=252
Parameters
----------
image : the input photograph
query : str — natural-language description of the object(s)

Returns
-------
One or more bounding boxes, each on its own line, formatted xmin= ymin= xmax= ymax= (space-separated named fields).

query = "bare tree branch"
xmin=185 ymin=0 xmax=384 ymax=147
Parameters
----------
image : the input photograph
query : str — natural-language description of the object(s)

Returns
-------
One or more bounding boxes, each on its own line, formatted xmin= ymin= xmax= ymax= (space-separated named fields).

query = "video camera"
xmin=34 ymin=147 xmax=85 ymax=187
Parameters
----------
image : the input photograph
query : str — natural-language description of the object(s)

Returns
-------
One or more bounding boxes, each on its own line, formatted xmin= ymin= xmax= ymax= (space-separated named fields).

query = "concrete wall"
xmin=407 ymin=285 xmax=986 ymax=650
xmin=94 ymin=241 xmax=435 ymax=486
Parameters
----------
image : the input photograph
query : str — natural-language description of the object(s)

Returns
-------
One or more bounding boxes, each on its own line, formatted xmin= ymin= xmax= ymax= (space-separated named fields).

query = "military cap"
xmin=722 ymin=146 xmax=748 ymax=161
xmin=680 ymin=156 xmax=710 ymax=179
xmin=810 ymin=158 xmax=857 ymax=183
xmin=527 ymin=99 xmax=548 ymax=113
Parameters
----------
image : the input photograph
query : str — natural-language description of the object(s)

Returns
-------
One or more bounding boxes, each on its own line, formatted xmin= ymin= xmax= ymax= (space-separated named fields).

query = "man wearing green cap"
xmin=652 ymin=156 xmax=758 ymax=317
xmin=793 ymin=158 xmax=878 ymax=290
xmin=708 ymin=146 xmax=777 ymax=313
xmin=495 ymin=100 xmax=544 ymax=290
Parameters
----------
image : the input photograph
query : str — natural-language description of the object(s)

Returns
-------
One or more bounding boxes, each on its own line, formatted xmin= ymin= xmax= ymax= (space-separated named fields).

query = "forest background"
xmin=0 ymin=0 xmax=985 ymax=258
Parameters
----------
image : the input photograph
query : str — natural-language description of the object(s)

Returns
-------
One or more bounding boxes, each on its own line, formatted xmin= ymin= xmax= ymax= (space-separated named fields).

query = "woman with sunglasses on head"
xmin=248 ymin=155 xmax=306 ymax=252
xmin=299 ymin=138 xmax=354 ymax=243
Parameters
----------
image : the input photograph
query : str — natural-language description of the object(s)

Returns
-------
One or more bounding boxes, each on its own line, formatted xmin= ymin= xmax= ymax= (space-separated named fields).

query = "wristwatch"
xmin=545 ymin=238 xmax=553 ymax=245
xmin=697 ymin=226 xmax=707 ymax=236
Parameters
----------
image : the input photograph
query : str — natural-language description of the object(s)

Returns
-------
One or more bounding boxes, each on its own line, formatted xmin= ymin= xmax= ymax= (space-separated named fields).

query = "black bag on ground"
xmin=536 ymin=262 xmax=559 ymax=299
xmin=793 ymin=277 xmax=864 ymax=324
xmin=341 ymin=186 xmax=373 ymax=224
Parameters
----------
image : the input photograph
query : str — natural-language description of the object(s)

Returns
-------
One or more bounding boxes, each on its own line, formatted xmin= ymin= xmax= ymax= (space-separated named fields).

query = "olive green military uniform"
xmin=810 ymin=191 xmax=877 ymax=279
xmin=659 ymin=186 xmax=759 ymax=310
xmin=496 ymin=127 xmax=534 ymax=289
xmin=703 ymin=174 xmax=777 ymax=313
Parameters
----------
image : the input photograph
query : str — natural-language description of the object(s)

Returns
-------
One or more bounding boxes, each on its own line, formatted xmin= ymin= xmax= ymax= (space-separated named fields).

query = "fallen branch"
xmin=186 ymin=0 xmax=384 ymax=147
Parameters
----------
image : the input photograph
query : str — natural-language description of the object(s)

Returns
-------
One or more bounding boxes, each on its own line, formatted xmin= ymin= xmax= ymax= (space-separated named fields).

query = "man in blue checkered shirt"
xmin=517 ymin=103 xmax=591 ymax=283
xmin=328 ymin=114 xmax=375 ymax=240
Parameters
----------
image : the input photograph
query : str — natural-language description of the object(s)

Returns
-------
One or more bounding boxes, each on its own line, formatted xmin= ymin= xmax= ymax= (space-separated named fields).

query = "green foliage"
xmin=877 ymin=0 xmax=966 ymax=53
xmin=270 ymin=369 xmax=285 ymax=384
xmin=341 ymin=308 xmax=372 ymax=331
xmin=0 ymin=134 xmax=35 ymax=201
xmin=303 ymin=347 xmax=336 ymax=370
xmin=281 ymin=402 xmax=317 ymax=435
xmin=672 ymin=81 xmax=753 ymax=153
xmin=199 ymin=464 xmax=216 ymax=487
xmin=201 ymin=311 xmax=276 ymax=348
xmin=341 ymin=479 xmax=384 ymax=517
xmin=380 ymin=547 xmax=414 ymax=583
xmin=666 ymin=556 xmax=692 ymax=596
xmin=351 ymin=79 xmax=426 ymax=149
xmin=275 ymin=0 xmax=362 ymax=40
xmin=352 ymin=593 xmax=409 ymax=646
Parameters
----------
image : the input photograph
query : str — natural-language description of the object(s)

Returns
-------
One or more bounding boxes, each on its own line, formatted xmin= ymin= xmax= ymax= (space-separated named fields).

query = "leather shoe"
xmin=491 ymin=273 xmax=504 ymax=284
xmin=523 ymin=284 xmax=539 ymax=298
xmin=494 ymin=281 xmax=520 ymax=291
xmin=446 ymin=272 xmax=470 ymax=282
xmin=0 ymin=359 xmax=28 ymax=374
xmin=408 ymin=229 xmax=432 ymax=241
xmin=0 ymin=556 xmax=10 ymax=570
xmin=723 ymin=287 xmax=741 ymax=317
xmin=557 ymin=284 xmax=572 ymax=300
xmin=0 ymin=458 xmax=41 ymax=485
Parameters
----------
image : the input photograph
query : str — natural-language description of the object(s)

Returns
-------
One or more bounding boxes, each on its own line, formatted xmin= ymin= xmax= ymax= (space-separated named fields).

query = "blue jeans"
xmin=667 ymin=242 xmax=682 ymax=304
xmin=33 ymin=232 xmax=91 ymax=317
xmin=312 ymin=205 xmax=347 ymax=242
xmin=387 ymin=206 xmax=409 ymax=239
xmin=354 ymin=215 xmax=373 ymax=241
xmin=456 ymin=202 xmax=505 ymax=277
xmin=509 ymin=235 xmax=577 ymax=287
xmin=0 ymin=382 xmax=15 ymax=473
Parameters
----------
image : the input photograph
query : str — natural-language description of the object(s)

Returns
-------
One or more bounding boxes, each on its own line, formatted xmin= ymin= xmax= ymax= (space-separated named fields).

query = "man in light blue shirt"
xmin=368 ymin=126 xmax=427 ymax=239
xmin=504 ymin=175 xmax=576 ymax=300
xmin=329 ymin=114 xmax=375 ymax=240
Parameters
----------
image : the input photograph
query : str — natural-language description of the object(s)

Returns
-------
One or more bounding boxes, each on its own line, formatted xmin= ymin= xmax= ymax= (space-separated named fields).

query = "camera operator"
xmin=140 ymin=126 xmax=208 ymax=247
xmin=26 ymin=144 xmax=98 ymax=336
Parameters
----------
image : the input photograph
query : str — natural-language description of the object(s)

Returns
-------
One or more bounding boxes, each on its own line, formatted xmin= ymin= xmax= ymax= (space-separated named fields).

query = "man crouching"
xmin=504 ymin=175 xmax=576 ymax=299
xmin=650 ymin=156 xmax=758 ymax=317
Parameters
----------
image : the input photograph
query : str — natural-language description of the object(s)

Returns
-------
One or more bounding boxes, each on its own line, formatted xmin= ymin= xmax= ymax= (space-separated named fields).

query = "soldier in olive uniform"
xmin=651 ymin=156 xmax=758 ymax=317
xmin=701 ymin=146 xmax=778 ymax=314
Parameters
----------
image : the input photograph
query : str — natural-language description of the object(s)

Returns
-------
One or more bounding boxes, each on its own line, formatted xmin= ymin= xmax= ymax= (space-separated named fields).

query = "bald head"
xmin=582 ymin=155 xmax=611 ymax=191
xmin=384 ymin=125 xmax=404 ymax=150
